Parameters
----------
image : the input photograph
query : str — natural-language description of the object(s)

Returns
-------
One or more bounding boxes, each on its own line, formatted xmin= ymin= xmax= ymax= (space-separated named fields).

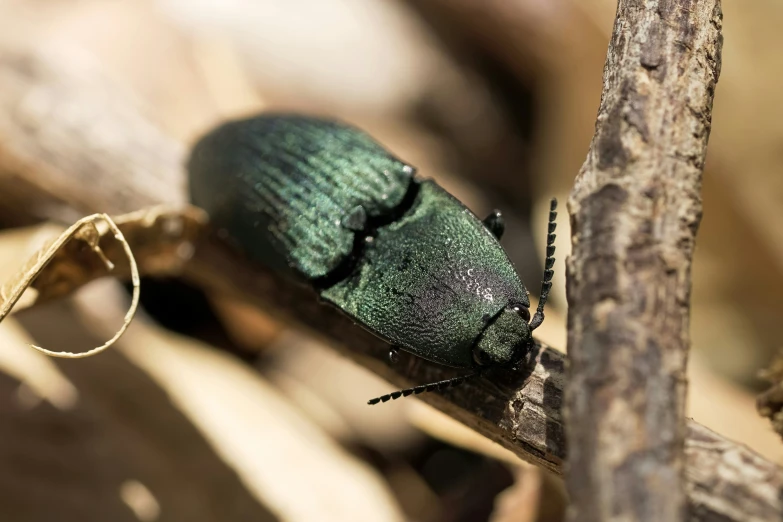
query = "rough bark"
xmin=565 ymin=1 xmax=723 ymax=521
xmin=0 ymin=37 xmax=778 ymax=522
xmin=188 ymin=239 xmax=783 ymax=522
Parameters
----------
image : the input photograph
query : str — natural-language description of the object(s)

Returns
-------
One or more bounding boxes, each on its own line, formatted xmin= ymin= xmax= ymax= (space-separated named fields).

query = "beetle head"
xmin=472 ymin=303 xmax=532 ymax=368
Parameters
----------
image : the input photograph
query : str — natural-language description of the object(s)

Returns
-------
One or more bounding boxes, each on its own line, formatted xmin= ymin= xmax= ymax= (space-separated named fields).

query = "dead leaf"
xmin=26 ymin=206 xmax=207 ymax=306
xmin=0 ymin=213 xmax=139 ymax=358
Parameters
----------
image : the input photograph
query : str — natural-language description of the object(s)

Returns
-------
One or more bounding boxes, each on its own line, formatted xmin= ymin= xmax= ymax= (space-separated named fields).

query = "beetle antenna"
xmin=529 ymin=198 xmax=557 ymax=331
xmin=367 ymin=371 xmax=480 ymax=405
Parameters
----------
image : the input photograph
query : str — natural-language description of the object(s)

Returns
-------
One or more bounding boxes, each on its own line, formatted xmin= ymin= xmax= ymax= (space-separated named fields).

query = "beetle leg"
xmin=388 ymin=347 xmax=401 ymax=365
xmin=482 ymin=210 xmax=505 ymax=239
xmin=529 ymin=198 xmax=557 ymax=331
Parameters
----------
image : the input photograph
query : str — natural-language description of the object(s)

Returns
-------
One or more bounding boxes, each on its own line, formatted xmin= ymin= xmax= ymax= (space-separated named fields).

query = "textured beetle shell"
xmin=188 ymin=114 xmax=530 ymax=368
xmin=188 ymin=115 xmax=412 ymax=279
xmin=322 ymin=180 xmax=528 ymax=367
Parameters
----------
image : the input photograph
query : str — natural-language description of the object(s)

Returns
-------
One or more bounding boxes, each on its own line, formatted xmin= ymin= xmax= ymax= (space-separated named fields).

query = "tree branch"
xmin=189 ymin=238 xmax=783 ymax=522
xmin=0 ymin=39 xmax=778 ymax=522
xmin=0 ymin=48 xmax=185 ymax=227
xmin=566 ymin=1 xmax=723 ymax=521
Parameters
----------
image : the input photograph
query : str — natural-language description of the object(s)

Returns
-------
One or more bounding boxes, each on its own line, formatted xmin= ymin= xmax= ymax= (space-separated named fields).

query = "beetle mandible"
xmin=187 ymin=114 xmax=557 ymax=405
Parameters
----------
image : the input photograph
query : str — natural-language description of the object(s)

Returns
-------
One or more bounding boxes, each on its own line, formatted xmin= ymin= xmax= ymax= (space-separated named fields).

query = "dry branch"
xmin=186 ymin=234 xmax=783 ymax=522
xmin=0 ymin=40 xmax=779 ymax=522
xmin=565 ymin=1 xmax=723 ymax=521
xmin=0 ymin=47 xmax=185 ymax=226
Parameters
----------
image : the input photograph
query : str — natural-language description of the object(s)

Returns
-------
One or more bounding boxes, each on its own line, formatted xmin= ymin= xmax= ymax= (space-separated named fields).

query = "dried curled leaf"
xmin=28 ymin=206 xmax=207 ymax=306
xmin=0 ymin=213 xmax=139 ymax=358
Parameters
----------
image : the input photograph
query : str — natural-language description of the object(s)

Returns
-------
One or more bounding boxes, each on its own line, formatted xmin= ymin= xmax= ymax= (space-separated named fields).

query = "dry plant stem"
xmin=185 ymin=239 xmax=782 ymax=522
xmin=0 ymin=47 xmax=185 ymax=226
xmin=0 ymin=39 xmax=777 ymax=522
xmin=565 ymin=1 xmax=723 ymax=521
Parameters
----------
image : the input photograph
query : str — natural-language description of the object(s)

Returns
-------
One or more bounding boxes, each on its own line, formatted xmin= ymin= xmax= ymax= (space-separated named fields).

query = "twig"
xmin=0 ymin=47 xmax=185 ymax=227
xmin=566 ymin=1 xmax=723 ymax=521
xmin=187 ymin=235 xmax=783 ymax=522
xmin=0 ymin=40 xmax=778 ymax=522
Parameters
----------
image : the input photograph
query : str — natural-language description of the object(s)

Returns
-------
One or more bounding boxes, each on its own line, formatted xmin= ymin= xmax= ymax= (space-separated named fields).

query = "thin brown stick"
xmin=187 ymin=239 xmax=783 ymax=522
xmin=566 ymin=1 xmax=723 ymax=521
xmin=0 ymin=39 xmax=778 ymax=522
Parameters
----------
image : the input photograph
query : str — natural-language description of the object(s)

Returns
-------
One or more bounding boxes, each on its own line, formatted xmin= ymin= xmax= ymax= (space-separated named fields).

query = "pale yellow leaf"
xmin=0 ymin=213 xmax=140 ymax=359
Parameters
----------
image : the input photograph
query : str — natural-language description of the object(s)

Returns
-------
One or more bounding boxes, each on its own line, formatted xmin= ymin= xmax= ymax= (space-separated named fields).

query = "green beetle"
xmin=188 ymin=115 xmax=556 ymax=404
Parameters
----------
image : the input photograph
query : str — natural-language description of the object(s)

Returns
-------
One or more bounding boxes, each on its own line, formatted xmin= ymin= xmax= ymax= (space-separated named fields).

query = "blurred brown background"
xmin=0 ymin=1 xmax=780 ymax=521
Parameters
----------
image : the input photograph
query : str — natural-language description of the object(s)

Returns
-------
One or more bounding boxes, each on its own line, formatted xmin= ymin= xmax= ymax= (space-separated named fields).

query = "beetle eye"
xmin=511 ymin=304 xmax=531 ymax=322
